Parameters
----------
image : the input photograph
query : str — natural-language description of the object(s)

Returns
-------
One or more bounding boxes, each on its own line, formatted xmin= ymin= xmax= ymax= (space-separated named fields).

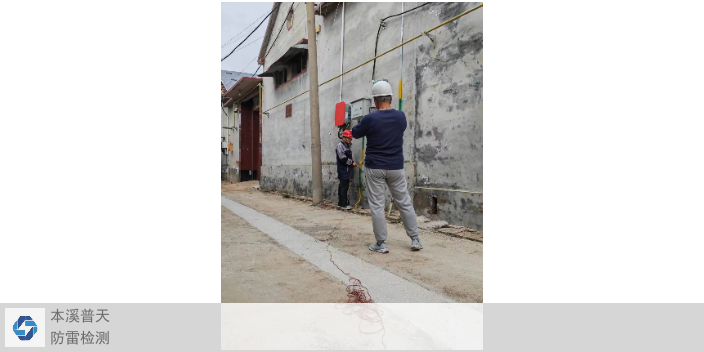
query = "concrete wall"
xmin=230 ymin=106 xmax=241 ymax=182
xmin=260 ymin=2 xmax=483 ymax=229
xmin=221 ymin=106 xmax=228 ymax=180
xmin=221 ymin=105 xmax=240 ymax=182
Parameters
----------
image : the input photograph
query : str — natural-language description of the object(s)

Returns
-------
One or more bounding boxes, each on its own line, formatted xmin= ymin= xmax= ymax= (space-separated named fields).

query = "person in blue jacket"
xmin=352 ymin=80 xmax=422 ymax=253
xmin=336 ymin=129 xmax=357 ymax=209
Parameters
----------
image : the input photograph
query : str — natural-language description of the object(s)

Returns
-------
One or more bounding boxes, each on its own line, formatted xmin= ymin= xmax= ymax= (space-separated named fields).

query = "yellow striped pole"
xmin=398 ymin=79 xmax=403 ymax=111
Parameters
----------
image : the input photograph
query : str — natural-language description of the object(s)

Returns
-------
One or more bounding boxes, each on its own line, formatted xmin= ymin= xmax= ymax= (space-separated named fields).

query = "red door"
xmin=239 ymin=100 xmax=261 ymax=180
xmin=240 ymin=101 xmax=253 ymax=171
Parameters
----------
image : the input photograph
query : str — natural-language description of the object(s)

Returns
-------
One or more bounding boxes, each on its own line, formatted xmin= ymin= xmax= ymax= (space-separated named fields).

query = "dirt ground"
xmin=221 ymin=181 xmax=483 ymax=303
xmin=221 ymin=206 xmax=349 ymax=303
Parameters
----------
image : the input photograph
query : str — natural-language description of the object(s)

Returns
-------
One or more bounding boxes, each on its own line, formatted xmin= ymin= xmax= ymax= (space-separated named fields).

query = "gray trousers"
xmin=364 ymin=167 xmax=419 ymax=242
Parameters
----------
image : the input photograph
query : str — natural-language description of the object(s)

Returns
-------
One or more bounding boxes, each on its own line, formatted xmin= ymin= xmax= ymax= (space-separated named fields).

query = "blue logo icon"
xmin=13 ymin=316 xmax=38 ymax=341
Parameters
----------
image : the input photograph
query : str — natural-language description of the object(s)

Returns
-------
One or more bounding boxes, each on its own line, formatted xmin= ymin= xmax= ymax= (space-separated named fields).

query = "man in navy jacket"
xmin=352 ymin=80 xmax=422 ymax=253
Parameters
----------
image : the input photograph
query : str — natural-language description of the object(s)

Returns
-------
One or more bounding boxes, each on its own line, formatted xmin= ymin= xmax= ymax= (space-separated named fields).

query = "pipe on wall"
xmin=339 ymin=2 xmax=345 ymax=102
xmin=399 ymin=2 xmax=404 ymax=111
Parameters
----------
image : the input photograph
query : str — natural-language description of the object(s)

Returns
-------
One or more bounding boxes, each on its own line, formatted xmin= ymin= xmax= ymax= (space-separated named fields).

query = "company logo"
xmin=5 ymin=308 xmax=46 ymax=347
xmin=13 ymin=316 xmax=38 ymax=341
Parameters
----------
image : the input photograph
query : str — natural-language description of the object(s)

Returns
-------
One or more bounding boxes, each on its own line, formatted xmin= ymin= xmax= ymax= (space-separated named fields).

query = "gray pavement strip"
xmin=221 ymin=196 xmax=454 ymax=303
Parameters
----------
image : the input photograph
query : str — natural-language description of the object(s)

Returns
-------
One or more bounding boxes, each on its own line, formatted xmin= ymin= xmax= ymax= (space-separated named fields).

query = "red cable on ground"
xmin=315 ymin=217 xmax=387 ymax=349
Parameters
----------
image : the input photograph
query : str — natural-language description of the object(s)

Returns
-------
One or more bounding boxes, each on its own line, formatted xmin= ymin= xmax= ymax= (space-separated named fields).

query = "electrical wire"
xmin=227 ymin=35 xmax=264 ymax=54
xmin=315 ymin=217 xmax=375 ymax=304
xmin=371 ymin=25 xmax=384 ymax=82
xmin=251 ymin=65 xmax=262 ymax=77
xmin=220 ymin=103 xmax=237 ymax=131
xmin=221 ymin=3 xmax=280 ymax=62
xmin=316 ymin=217 xmax=386 ymax=348
xmin=221 ymin=104 xmax=228 ymax=117
xmin=239 ymin=55 xmax=260 ymax=76
xmin=317 ymin=2 xmax=341 ymax=70
xmin=222 ymin=37 xmax=266 ymax=71
xmin=254 ymin=2 xmax=301 ymax=77
xmin=383 ymin=2 xmax=431 ymax=21
xmin=246 ymin=2 xmax=305 ymax=84
xmin=262 ymin=2 xmax=301 ymax=62
xmin=221 ymin=6 xmax=273 ymax=48
xmin=372 ymin=2 xmax=431 ymax=81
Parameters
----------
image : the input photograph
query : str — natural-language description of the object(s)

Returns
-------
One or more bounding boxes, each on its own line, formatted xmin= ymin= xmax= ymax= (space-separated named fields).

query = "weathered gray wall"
xmin=230 ymin=106 xmax=241 ymax=182
xmin=221 ymin=106 xmax=228 ymax=180
xmin=260 ymin=2 xmax=483 ymax=229
xmin=221 ymin=105 xmax=240 ymax=182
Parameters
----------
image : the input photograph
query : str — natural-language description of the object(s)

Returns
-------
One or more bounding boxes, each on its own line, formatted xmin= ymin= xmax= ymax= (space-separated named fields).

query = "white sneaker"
xmin=369 ymin=242 xmax=389 ymax=253
xmin=411 ymin=237 xmax=423 ymax=250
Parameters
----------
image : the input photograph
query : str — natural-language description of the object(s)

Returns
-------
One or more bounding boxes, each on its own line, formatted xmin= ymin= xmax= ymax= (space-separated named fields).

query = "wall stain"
xmin=416 ymin=144 xmax=439 ymax=163
xmin=441 ymin=82 xmax=480 ymax=110
xmin=439 ymin=2 xmax=470 ymax=22
xmin=415 ymin=124 xmax=424 ymax=139
xmin=431 ymin=126 xmax=445 ymax=141
xmin=415 ymin=144 xmax=453 ymax=164
xmin=458 ymin=32 xmax=483 ymax=57
xmin=445 ymin=20 xmax=459 ymax=33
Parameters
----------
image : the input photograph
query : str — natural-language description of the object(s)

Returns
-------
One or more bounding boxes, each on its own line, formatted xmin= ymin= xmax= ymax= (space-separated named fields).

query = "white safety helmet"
xmin=371 ymin=80 xmax=393 ymax=98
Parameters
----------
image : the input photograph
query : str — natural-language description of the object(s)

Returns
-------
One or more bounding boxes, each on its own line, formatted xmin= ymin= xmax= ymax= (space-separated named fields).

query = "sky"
xmin=221 ymin=2 xmax=275 ymax=73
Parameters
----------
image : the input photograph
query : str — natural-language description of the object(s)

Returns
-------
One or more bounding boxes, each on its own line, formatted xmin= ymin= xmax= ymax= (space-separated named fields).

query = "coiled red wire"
xmin=316 ymin=217 xmax=386 ymax=348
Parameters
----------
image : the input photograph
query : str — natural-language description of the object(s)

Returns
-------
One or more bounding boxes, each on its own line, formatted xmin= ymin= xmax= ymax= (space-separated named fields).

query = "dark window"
xmin=291 ymin=55 xmax=302 ymax=76
xmin=291 ymin=52 xmax=307 ymax=76
xmin=273 ymin=50 xmax=308 ymax=89
xmin=274 ymin=70 xmax=286 ymax=88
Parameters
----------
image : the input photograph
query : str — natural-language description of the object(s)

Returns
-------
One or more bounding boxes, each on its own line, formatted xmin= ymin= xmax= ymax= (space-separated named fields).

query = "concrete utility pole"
xmin=306 ymin=2 xmax=323 ymax=204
